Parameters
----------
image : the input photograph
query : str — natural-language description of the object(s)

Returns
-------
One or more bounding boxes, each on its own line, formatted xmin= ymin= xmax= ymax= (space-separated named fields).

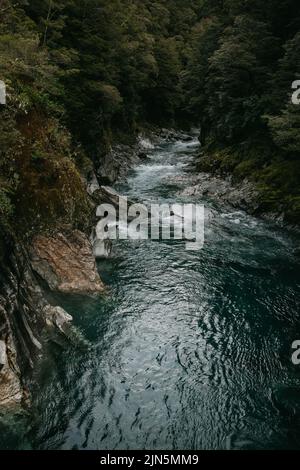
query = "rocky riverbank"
xmin=30 ymin=231 xmax=105 ymax=295
xmin=171 ymin=170 xmax=300 ymax=232
xmin=191 ymin=147 xmax=300 ymax=228
xmin=0 ymin=127 xmax=171 ymax=407
xmin=171 ymin=172 xmax=261 ymax=216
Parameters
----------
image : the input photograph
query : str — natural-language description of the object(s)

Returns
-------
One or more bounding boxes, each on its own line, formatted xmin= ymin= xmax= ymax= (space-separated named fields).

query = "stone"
xmin=44 ymin=305 xmax=73 ymax=334
xmin=94 ymin=185 xmax=123 ymax=207
xmin=0 ymin=340 xmax=7 ymax=368
xmin=30 ymin=230 xmax=105 ymax=294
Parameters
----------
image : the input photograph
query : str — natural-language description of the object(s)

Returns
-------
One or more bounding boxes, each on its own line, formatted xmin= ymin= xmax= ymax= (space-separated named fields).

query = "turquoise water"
xmin=2 ymin=138 xmax=300 ymax=450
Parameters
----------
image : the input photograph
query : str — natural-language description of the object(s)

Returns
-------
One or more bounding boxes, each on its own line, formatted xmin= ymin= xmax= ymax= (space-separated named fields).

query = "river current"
xmin=1 ymin=136 xmax=300 ymax=450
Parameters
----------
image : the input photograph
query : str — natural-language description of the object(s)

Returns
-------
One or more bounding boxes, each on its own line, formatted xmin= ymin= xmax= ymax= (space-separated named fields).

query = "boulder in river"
xmin=44 ymin=305 xmax=73 ymax=334
xmin=30 ymin=230 xmax=105 ymax=295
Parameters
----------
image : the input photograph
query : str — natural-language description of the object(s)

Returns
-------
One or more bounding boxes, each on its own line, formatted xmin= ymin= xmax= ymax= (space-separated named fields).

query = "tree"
xmin=204 ymin=15 xmax=279 ymax=143
xmin=267 ymin=104 xmax=300 ymax=154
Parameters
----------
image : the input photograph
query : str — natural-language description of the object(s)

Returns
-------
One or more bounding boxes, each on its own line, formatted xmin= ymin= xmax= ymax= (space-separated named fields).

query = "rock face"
xmin=0 ymin=232 xmax=47 ymax=407
xmin=44 ymin=305 xmax=73 ymax=335
xmin=97 ymin=144 xmax=140 ymax=184
xmin=95 ymin=128 xmax=178 ymax=185
xmin=171 ymin=172 xmax=260 ymax=214
xmin=0 ymin=226 xmax=104 ymax=407
xmin=30 ymin=230 xmax=105 ymax=294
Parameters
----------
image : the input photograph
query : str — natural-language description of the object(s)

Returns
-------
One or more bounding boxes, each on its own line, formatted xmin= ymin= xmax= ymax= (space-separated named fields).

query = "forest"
xmin=0 ymin=0 xmax=300 ymax=237
xmin=1 ymin=0 xmax=300 ymax=453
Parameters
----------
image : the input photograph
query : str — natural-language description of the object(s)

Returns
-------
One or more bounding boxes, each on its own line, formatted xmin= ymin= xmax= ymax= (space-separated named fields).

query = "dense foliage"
xmin=184 ymin=0 xmax=300 ymax=222
xmin=0 ymin=0 xmax=299 ymax=230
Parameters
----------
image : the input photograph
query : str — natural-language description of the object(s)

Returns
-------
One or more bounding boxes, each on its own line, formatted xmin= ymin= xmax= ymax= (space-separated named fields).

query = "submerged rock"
xmin=30 ymin=230 xmax=105 ymax=295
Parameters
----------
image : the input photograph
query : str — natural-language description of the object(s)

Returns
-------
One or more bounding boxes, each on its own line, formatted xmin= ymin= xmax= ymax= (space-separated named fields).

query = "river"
xmin=2 ymin=136 xmax=300 ymax=450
